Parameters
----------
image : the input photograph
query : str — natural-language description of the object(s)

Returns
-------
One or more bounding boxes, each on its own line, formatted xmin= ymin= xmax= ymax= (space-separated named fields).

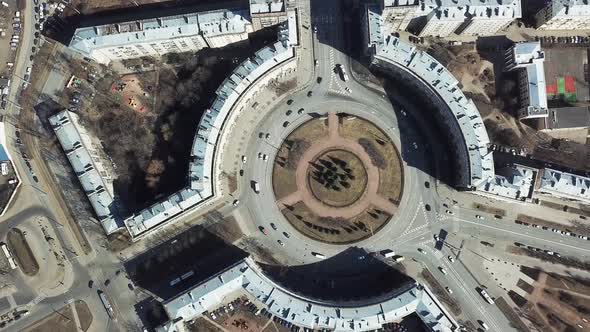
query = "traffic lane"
xmin=449 ymin=217 xmax=590 ymax=257
xmin=397 ymin=244 xmax=507 ymax=331
xmin=421 ymin=245 xmax=511 ymax=332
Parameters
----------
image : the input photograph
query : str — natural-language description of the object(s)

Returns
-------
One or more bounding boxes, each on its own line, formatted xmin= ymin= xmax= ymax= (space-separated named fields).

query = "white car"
xmin=263 ymin=154 xmax=268 ymax=162
xmin=25 ymin=67 xmax=31 ymax=74
xmin=241 ymin=155 xmax=247 ymax=163
xmin=445 ymin=210 xmax=454 ymax=215
xmin=475 ymin=215 xmax=483 ymax=220
xmin=232 ymin=199 xmax=240 ymax=206
xmin=258 ymin=152 xmax=263 ymax=159
xmin=439 ymin=267 xmax=447 ymax=275
xmin=412 ymin=142 xmax=418 ymax=149
xmin=315 ymin=59 xmax=319 ymax=67
xmin=448 ymin=255 xmax=455 ymax=263
xmin=265 ymin=133 xmax=271 ymax=140
xmin=345 ymin=87 xmax=351 ymax=93
xmin=446 ymin=287 xmax=453 ymax=294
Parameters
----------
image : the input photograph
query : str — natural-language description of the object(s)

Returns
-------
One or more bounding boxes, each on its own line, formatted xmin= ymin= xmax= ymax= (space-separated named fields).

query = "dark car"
xmin=307 ymin=91 xmax=313 ymax=97
xmin=127 ymin=283 xmax=134 ymax=291
xmin=316 ymin=77 xmax=322 ymax=84
xmin=104 ymin=279 xmax=111 ymax=286
xmin=88 ymin=280 xmax=94 ymax=288
xmin=286 ymin=99 xmax=293 ymax=105
xmin=32 ymin=175 xmax=39 ymax=183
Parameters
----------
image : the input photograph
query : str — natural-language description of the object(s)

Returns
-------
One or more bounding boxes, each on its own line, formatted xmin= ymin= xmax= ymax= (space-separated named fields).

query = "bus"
xmin=480 ymin=289 xmax=494 ymax=304
xmin=1 ymin=243 xmax=18 ymax=269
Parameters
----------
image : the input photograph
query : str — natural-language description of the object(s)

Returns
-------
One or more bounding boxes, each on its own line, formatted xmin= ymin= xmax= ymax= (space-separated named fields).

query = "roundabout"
xmin=272 ymin=112 xmax=403 ymax=244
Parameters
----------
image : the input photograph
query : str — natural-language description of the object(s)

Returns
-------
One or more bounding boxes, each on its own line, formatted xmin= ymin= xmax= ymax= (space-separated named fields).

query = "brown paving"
xmin=276 ymin=112 xmax=397 ymax=218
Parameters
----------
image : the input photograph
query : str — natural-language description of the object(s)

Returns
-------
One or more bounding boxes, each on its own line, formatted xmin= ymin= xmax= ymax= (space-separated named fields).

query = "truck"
xmin=1 ymin=162 xmax=7 ymax=175
xmin=380 ymin=249 xmax=396 ymax=258
xmin=1 ymin=2 xmax=8 ymax=7
xmin=336 ymin=64 xmax=348 ymax=82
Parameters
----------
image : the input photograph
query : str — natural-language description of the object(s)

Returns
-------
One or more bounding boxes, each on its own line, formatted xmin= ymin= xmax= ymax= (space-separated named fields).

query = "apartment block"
xmin=504 ymin=42 xmax=548 ymax=119
xmin=381 ymin=0 xmax=419 ymax=33
xmin=536 ymin=0 xmax=590 ymax=31
xmin=68 ymin=8 xmax=253 ymax=64
xmin=379 ymin=0 xmax=521 ymax=37
xmin=249 ymin=0 xmax=287 ymax=30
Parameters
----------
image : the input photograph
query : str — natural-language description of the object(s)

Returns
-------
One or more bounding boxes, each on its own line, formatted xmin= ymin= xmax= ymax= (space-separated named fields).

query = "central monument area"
xmin=272 ymin=112 xmax=404 ymax=244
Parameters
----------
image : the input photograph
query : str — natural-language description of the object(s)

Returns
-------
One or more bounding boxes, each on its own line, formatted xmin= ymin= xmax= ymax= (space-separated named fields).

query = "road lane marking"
xmin=458 ymin=219 xmax=590 ymax=253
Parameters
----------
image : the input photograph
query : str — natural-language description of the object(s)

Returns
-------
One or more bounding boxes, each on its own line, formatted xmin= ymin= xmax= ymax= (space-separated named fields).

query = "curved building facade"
xmin=157 ymin=258 xmax=459 ymax=332
xmin=364 ymin=6 xmax=494 ymax=189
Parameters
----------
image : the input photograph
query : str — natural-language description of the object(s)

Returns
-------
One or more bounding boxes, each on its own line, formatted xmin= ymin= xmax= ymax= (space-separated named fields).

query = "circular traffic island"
xmin=307 ymin=149 xmax=368 ymax=208
xmin=272 ymin=112 xmax=404 ymax=244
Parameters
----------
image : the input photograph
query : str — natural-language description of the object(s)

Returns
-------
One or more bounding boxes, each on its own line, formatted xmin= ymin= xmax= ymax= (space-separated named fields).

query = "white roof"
xmin=481 ymin=164 xmax=535 ymax=200
xmin=125 ymin=31 xmax=295 ymax=240
xmin=551 ymin=0 xmax=590 ymax=17
xmin=371 ymin=35 xmax=494 ymax=189
xmin=250 ymin=0 xmax=285 ymax=14
xmin=49 ymin=111 xmax=123 ymax=234
xmin=419 ymin=0 xmax=522 ymax=18
xmin=69 ymin=9 xmax=251 ymax=57
xmin=537 ymin=168 xmax=590 ymax=203
xmin=509 ymin=42 xmax=548 ymax=114
xmin=159 ymin=258 xmax=459 ymax=332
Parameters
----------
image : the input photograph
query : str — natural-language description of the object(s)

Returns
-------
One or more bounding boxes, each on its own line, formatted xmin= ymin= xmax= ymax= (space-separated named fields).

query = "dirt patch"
xmin=186 ymin=318 xmax=224 ymax=332
xmin=7 ymin=228 xmax=39 ymax=276
xmin=472 ymin=203 xmax=506 ymax=216
xmin=495 ymin=297 xmax=529 ymax=332
xmin=517 ymin=214 xmax=576 ymax=231
xmin=517 ymin=270 xmax=590 ymax=332
xmin=517 ymin=279 xmax=534 ymax=294
xmin=24 ymin=304 xmax=76 ymax=332
xmin=509 ymin=245 xmax=590 ymax=271
xmin=339 ymin=116 xmax=403 ymax=202
xmin=69 ymin=0 xmax=168 ymax=15
xmin=545 ymin=273 xmax=590 ymax=297
xmin=74 ymin=300 xmax=92 ymax=331
xmin=282 ymin=202 xmax=390 ymax=244
xmin=217 ymin=308 xmax=271 ymax=332
xmin=273 ymin=118 xmax=329 ymax=200
xmin=420 ymin=268 xmax=461 ymax=316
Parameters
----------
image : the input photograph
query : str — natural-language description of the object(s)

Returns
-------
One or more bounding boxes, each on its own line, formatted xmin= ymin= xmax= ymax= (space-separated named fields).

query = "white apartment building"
xmin=504 ymin=42 xmax=548 ymax=119
xmin=68 ymin=8 xmax=253 ymax=64
xmin=536 ymin=0 xmax=590 ymax=31
xmin=536 ymin=168 xmax=590 ymax=204
xmin=249 ymin=0 xmax=287 ymax=30
xmin=460 ymin=0 xmax=522 ymax=35
xmin=379 ymin=0 xmax=521 ymax=37
xmin=419 ymin=7 xmax=465 ymax=37
xmin=381 ymin=0 xmax=419 ymax=33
